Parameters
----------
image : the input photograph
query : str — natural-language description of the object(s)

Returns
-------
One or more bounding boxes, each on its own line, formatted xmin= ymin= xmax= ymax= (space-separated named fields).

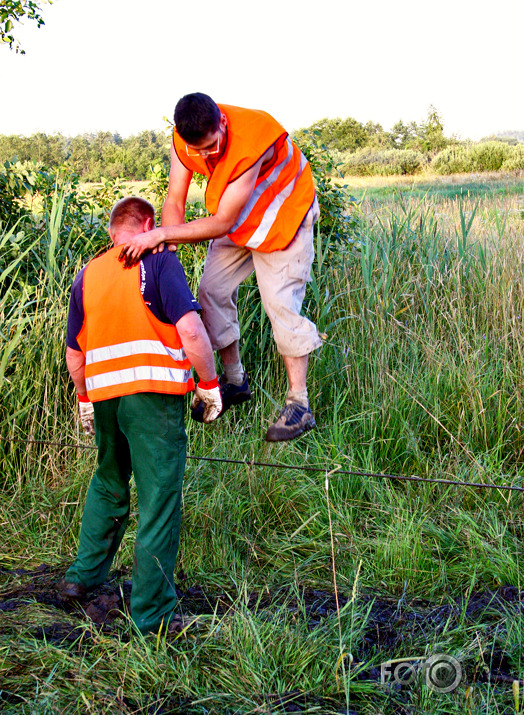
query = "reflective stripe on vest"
xmin=86 ymin=365 xmax=192 ymax=393
xmin=232 ymin=140 xmax=310 ymax=250
xmin=86 ymin=339 xmax=187 ymax=366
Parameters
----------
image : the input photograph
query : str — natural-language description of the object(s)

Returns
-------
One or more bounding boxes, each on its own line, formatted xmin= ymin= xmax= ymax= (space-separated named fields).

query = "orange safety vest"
xmin=76 ymin=246 xmax=194 ymax=403
xmin=173 ymin=105 xmax=316 ymax=252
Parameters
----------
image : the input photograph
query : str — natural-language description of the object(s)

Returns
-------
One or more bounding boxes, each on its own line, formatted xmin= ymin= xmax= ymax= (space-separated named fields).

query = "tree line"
xmin=0 ymin=107 xmax=449 ymax=182
xmin=1 ymin=107 xmax=522 ymax=182
xmin=0 ymin=129 xmax=172 ymax=182
xmin=293 ymin=106 xmax=450 ymax=155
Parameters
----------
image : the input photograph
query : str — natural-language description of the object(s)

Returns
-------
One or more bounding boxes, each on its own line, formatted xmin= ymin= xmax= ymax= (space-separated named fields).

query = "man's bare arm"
xmin=161 ymin=143 xmax=192 ymax=227
xmin=119 ymin=155 xmax=265 ymax=264
xmin=176 ymin=311 xmax=217 ymax=382
xmin=66 ymin=346 xmax=87 ymax=395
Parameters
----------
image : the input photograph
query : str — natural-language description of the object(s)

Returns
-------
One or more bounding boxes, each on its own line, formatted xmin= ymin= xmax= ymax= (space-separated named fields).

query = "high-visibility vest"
xmin=173 ymin=104 xmax=316 ymax=253
xmin=76 ymin=246 xmax=194 ymax=402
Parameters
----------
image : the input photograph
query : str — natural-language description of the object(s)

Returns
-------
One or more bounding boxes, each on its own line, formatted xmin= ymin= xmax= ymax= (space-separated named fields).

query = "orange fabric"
xmin=76 ymin=246 xmax=194 ymax=402
xmin=173 ymin=105 xmax=315 ymax=252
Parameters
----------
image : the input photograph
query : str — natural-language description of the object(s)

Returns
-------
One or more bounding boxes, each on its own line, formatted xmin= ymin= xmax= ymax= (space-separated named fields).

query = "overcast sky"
xmin=1 ymin=0 xmax=523 ymax=140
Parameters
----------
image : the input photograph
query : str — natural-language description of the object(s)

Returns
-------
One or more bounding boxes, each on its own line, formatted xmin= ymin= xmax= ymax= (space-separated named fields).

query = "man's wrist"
xmin=198 ymin=376 xmax=219 ymax=390
xmin=77 ymin=393 xmax=90 ymax=403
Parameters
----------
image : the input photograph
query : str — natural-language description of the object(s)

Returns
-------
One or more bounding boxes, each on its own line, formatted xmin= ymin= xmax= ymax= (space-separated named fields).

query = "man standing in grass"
xmin=120 ymin=93 xmax=322 ymax=442
xmin=60 ymin=197 xmax=221 ymax=635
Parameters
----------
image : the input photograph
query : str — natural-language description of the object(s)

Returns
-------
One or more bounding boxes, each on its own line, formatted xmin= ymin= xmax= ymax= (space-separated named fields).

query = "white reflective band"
xmin=231 ymin=138 xmax=294 ymax=234
xmin=86 ymin=365 xmax=192 ymax=392
xmin=86 ymin=340 xmax=186 ymax=366
xmin=244 ymin=152 xmax=308 ymax=250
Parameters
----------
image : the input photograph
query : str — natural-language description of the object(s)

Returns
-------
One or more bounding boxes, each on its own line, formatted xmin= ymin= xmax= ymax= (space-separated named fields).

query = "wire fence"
xmin=1 ymin=435 xmax=523 ymax=493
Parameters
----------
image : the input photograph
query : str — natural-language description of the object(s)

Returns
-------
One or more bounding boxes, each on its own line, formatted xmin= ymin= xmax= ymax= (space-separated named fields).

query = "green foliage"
xmin=482 ymin=131 xmax=524 ymax=145
xmin=390 ymin=119 xmax=420 ymax=149
xmin=501 ymin=143 xmax=524 ymax=172
xmin=295 ymin=106 xmax=451 ymax=168
xmin=341 ymin=147 xmax=427 ymax=176
xmin=469 ymin=141 xmax=512 ymax=172
xmin=0 ymin=0 xmax=48 ymax=53
xmin=432 ymin=141 xmax=517 ymax=175
xmin=431 ymin=145 xmax=475 ymax=175
xmin=389 ymin=107 xmax=449 ymax=154
xmin=0 ymin=159 xmax=35 ymax=228
xmin=421 ymin=105 xmax=448 ymax=153
xmin=142 ymin=161 xmax=169 ymax=205
xmin=293 ymin=130 xmax=360 ymax=248
xmin=294 ymin=116 xmax=377 ymax=153
xmin=0 ymin=129 xmax=172 ymax=182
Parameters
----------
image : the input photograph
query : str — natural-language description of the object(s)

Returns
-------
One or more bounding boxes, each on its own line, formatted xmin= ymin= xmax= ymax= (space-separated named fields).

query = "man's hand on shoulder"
xmin=118 ymin=227 xmax=166 ymax=268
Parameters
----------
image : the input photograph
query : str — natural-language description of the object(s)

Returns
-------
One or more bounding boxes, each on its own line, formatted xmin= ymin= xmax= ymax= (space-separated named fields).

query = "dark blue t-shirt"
xmin=66 ymin=250 xmax=201 ymax=350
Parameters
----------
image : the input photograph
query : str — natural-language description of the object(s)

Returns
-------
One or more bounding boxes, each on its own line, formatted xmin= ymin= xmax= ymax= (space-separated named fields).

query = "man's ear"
xmin=220 ymin=113 xmax=227 ymax=131
xmin=144 ymin=216 xmax=155 ymax=232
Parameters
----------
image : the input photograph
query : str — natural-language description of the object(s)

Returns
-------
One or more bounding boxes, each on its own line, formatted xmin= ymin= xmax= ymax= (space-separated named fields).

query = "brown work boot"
xmin=166 ymin=614 xmax=201 ymax=637
xmin=58 ymin=579 xmax=88 ymax=600
xmin=266 ymin=400 xmax=316 ymax=442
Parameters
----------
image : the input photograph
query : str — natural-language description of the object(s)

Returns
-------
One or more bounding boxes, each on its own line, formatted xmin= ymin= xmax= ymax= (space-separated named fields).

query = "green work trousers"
xmin=65 ymin=392 xmax=187 ymax=634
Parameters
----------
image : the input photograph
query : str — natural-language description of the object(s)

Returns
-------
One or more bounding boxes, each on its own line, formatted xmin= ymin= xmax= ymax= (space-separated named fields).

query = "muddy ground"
xmin=1 ymin=565 xmax=522 ymax=713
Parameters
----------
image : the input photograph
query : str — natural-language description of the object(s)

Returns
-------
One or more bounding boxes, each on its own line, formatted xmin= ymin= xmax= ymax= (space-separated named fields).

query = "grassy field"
xmin=1 ymin=172 xmax=523 ymax=713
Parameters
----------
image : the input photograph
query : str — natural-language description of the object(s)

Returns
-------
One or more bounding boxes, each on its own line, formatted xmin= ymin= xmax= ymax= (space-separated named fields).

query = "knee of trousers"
xmin=198 ymin=283 xmax=241 ymax=351
xmin=258 ymin=293 xmax=322 ymax=357
xmin=198 ymin=272 xmax=238 ymax=312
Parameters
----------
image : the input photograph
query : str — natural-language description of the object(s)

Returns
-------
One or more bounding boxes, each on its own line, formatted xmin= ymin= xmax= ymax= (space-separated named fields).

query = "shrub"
xmin=293 ymin=130 xmax=359 ymax=246
xmin=432 ymin=142 xmax=516 ymax=175
xmin=0 ymin=160 xmax=36 ymax=229
xmin=469 ymin=141 xmax=511 ymax=172
xmin=501 ymin=144 xmax=524 ymax=172
xmin=431 ymin=146 xmax=474 ymax=175
xmin=341 ymin=148 xmax=426 ymax=176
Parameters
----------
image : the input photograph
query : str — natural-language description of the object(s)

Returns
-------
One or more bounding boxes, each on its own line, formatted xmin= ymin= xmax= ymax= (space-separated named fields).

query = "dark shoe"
xmin=58 ymin=579 xmax=88 ymax=600
xmin=266 ymin=401 xmax=316 ymax=442
xmin=191 ymin=372 xmax=252 ymax=423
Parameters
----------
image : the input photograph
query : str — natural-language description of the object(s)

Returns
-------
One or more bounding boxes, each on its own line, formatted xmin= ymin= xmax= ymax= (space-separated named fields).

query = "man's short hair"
xmin=174 ymin=93 xmax=221 ymax=144
xmin=109 ymin=197 xmax=155 ymax=233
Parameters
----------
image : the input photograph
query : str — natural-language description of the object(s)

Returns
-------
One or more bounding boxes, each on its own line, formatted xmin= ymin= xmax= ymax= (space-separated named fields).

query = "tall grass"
xmin=1 ymin=175 xmax=523 ymax=712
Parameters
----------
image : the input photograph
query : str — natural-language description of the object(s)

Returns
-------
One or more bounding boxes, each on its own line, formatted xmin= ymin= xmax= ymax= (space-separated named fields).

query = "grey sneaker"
xmin=266 ymin=401 xmax=316 ymax=442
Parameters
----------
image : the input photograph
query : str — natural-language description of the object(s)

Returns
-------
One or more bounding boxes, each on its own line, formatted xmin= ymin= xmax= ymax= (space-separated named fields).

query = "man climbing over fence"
xmin=119 ymin=93 xmax=322 ymax=442
xmin=60 ymin=196 xmax=221 ymax=635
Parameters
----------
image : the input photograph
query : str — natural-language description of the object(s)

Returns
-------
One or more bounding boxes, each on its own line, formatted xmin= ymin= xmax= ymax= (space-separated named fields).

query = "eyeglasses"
xmin=186 ymin=132 xmax=220 ymax=158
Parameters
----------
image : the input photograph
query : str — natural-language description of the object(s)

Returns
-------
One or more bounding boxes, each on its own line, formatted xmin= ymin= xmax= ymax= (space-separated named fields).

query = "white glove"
xmin=78 ymin=396 xmax=95 ymax=435
xmin=191 ymin=381 xmax=222 ymax=424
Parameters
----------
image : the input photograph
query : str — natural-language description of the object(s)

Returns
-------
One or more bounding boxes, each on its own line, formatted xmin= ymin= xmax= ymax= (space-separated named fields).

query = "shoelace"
xmin=279 ymin=402 xmax=309 ymax=424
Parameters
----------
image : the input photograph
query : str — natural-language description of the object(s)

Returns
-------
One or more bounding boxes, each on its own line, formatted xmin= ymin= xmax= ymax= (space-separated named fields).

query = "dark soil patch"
xmin=1 ymin=564 xmax=522 ymax=692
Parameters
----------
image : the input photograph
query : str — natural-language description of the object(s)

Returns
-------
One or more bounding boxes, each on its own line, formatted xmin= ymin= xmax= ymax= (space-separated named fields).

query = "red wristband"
xmin=198 ymin=377 xmax=219 ymax=390
xmin=77 ymin=393 xmax=90 ymax=403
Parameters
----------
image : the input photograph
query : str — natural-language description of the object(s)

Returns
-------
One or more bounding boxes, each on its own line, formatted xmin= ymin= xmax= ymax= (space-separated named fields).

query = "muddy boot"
xmin=57 ymin=579 xmax=88 ymax=600
xmin=166 ymin=614 xmax=201 ymax=636
xmin=266 ymin=401 xmax=316 ymax=442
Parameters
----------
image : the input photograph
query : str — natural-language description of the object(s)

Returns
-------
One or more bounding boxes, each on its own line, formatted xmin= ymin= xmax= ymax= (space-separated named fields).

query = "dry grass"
xmin=341 ymin=170 xmax=523 ymax=189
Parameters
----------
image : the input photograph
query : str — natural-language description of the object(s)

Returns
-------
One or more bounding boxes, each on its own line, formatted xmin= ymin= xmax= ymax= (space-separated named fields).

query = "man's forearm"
xmin=66 ymin=347 xmax=87 ymax=395
xmin=184 ymin=337 xmax=217 ymax=382
xmin=159 ymin=213 xmax=234 ymax=245
xmin=176 ymin=313 xmax=217 ymax=382
xmin=161 ymin=199 xmax=185 ymax=228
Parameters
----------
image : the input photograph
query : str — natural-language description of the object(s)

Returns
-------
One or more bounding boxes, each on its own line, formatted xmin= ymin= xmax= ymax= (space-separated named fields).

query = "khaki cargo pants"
xmin=199 ymin=199 xmax=323 ymax=358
